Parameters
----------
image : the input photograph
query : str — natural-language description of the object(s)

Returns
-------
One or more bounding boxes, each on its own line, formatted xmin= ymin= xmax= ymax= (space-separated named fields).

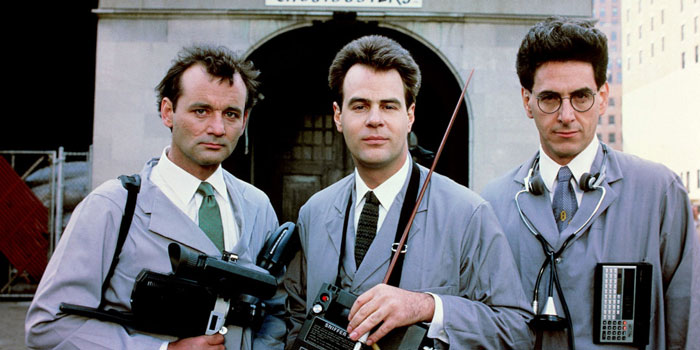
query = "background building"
xmin=621 ymin=0 xmax=700 ymax=201
xmin=594 ymin=0 xmax=624 ymax=151
xmin=89 ymin=0 xmax=592 ymax=223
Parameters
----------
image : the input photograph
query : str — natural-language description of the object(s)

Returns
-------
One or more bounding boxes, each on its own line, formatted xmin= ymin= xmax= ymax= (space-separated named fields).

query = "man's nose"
xmin=208 ymin=113 xmax=226 ymax=135
xmin=558 ymin=97 xmax=576 ymax=124
xmin=365 ymin=107 xmax=384 ymax=127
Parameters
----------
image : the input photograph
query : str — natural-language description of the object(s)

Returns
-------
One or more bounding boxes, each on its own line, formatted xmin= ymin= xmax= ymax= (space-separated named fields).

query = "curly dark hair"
xmin=156 ymin=45 xmax=262 ymax=113
xmin=329 ymin=35 xmax=421 ymax=109
xmin=516 ymin=16 xmax=608 ymax=91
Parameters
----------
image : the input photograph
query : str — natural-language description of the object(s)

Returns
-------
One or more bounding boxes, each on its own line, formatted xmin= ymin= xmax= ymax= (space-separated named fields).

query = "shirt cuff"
xmin=160 ymin=341 xmax=169 ymax=350
xmin=425 ymin=292 xmax=449 ymax=344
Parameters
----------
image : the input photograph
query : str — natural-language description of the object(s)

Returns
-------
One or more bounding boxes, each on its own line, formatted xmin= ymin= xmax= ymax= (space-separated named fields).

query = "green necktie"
xmin=197 ymin=182 xmax=224 ymax=251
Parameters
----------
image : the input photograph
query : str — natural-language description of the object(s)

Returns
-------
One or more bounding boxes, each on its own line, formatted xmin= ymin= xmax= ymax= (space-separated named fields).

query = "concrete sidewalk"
xmin=0 ymin=300 xmax=30 ymax=350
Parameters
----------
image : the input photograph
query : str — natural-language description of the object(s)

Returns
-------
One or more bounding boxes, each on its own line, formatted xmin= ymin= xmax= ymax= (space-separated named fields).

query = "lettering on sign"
xmin=265 ymin=0 xmax=422 ymax=8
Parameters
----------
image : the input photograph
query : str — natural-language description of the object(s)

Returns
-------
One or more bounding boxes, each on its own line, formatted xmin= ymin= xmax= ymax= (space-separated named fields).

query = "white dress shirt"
xmin=353 ymin=155 xmax=448 ymax=343
xmin=150 ymin=147 xmax=239 ymax=251
xmin=539 ymin=137 xmax=600 ymax=206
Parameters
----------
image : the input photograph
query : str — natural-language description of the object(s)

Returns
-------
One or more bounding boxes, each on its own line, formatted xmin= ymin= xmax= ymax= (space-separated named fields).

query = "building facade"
xmin=594 ymin=0 xmax=624 ymax=151
xmin=621 ymin=0 xmax=700 ymax=201
xmin=92 ymin=0 xmax=592 ymax=222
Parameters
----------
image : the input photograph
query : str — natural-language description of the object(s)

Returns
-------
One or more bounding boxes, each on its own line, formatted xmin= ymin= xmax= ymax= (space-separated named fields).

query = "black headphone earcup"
xmin=528 ymin=173 xmax=546 ymax=196
xmin=579 ymin=172 xmax=598 ymax=192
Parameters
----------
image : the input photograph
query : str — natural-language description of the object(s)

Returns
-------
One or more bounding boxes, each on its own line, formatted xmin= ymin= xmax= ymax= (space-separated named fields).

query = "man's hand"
xmin=346 ymin=284 xmax=435 ymax=346
xmin=168 ymin=334 xmax=225 ymax=350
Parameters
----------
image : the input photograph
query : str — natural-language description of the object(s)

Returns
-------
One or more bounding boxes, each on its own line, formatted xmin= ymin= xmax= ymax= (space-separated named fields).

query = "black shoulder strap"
xmin=386 ymin=160 xmax=421 ymax=287
xmin=98 ymin=174 xmax=141 ymax=310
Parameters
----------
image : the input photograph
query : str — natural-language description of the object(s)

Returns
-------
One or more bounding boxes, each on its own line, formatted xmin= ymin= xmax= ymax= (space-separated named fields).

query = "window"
xmin=681 ymin=0 xmax=683 ymax=11
xmin=627 ymin=57 xmax=631 ymax=70
xmin=627 ymin=9 xmax=630 ymax=22
xmin=638 ymin=0 xmax=642 ymax=12
xmin=662 ymin=36 xmax=665 ymax=51
xmin=613 ymin=7 xmax=618 ymax=16
xmin=609 ymin=98 xmax=616 ymax=106
xmin=651 ymin=17 xmax=654 ymax=30
xmin=609 ymin=133 xmax=616 ymax=143
xmin=598 ymin=116 xmax=603 ymax=125
xmin=639 ymin=50 xmax=643 ymax=64
xmin=617 ymin=58 xmax=622 ymax=68
xmin=695 ymin=16 xmax=698 ymax=33
xmin=627 ymin=33 xmax=631 ymax=46
xmin=696 ymin=45 xmax=698 ymax=63
xmin=597 ymin=133 xmax=603 ymax=140
xmin=651 ymin=42 xmax=655 ymax=57
xmin=611 ymin=31 xmax=617 ymax=40
xmin=682 ymin=52 xmax=686 ymax=68
xmin=601 ymin=8 xmax=606 ymax=17
xmin=617 ymin=71 xmax=622 ymax=82
xmin=639 ymin=25 xmax=642 ymax=39
xmin=609 ymin=115 xmax=615 ymax=124
xmin=661 ymin=10 xmax=664 ymax=24
xmin=681 ymin=24 xmax=685 ymax=40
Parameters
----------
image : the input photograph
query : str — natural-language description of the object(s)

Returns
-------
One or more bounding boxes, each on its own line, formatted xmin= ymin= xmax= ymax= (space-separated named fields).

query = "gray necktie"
xmin=552 ymin=166 xmax=578 ymax=232
xmin=197 ymin=182 xmax=224 ymax=251
xmin=355 ymin=191 xmax=379 ymax=267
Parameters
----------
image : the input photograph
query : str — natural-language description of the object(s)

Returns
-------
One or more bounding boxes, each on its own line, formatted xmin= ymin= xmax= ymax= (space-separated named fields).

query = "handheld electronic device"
xmin=593 ymin=262 xmax=652 ymax=346
xmin=291 ymin=283 xmax=433 ymax=350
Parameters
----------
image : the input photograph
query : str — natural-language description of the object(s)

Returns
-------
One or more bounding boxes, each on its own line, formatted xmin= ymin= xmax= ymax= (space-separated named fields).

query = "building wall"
xmin=594 ymin=0 xmax=624 ymax=151
xmin=621 ymin=0 xmax=700 ymax=200
xmin=92 ymin=0 xmax=592 ymax=192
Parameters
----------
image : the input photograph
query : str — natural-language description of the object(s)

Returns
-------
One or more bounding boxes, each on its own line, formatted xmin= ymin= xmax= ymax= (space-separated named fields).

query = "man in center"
xmin=284 ymin=35 xmax=532 ymax=349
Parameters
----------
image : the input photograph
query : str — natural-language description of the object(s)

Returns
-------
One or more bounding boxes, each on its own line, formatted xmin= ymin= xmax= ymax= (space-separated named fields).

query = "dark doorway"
xmin=224 ymin=16 xmax=469 ymax=223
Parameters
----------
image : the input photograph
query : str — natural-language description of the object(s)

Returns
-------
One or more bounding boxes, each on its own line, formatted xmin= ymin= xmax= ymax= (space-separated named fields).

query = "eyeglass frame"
xmin=534 ymin=88 xmax=598 ymax=114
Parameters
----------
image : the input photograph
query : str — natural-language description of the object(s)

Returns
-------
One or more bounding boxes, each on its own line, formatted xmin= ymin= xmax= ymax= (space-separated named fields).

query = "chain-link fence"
xmin=0 ymin=146 xmax=92 ymax=298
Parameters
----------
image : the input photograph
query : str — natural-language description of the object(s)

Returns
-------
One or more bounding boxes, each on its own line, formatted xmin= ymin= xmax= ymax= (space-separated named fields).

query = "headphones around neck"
xmin=525 ymin=143 xmax=609 ymax=196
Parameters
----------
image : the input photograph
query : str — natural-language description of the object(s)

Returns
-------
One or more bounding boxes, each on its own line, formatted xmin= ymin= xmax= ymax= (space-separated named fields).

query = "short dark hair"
xmin=156 ymin=45 xmax=262 ymax=112
xmin=328 ymin=35 xmax=421 ymax=108
xmin=516 ymin=16 xmax=608 ymax=91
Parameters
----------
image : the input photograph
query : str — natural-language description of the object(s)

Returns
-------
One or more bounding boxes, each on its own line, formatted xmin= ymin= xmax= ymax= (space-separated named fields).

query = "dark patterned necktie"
xmin=355 ymin=191 xmax=380 ymax=267
xmin=197 ymin=182 xmax=224 ymax=251
xmin=552 ymin=166 xmax=578 ymax=232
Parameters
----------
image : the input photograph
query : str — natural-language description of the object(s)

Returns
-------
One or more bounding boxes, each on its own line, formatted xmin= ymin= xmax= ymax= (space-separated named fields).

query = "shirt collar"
xmin=354 ymin=155 xmax=411 ymax=210
xmin=539 ymin=137 xmax=599 ymax=193
xmin=155 ymin=147 xmax=227 ymax=203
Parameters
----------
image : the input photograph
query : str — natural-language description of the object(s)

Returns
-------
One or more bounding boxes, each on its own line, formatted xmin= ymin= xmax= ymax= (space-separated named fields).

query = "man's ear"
xmin=161 ymin=98 xmax=174 ymax=128
xmin=242 ymin=110 xmax=250 ymax=130
xmin=407 ymin=103 xmax=416 ymax=133
xmin=597 ymin=82 xmax=610 ymax=116
xmin=333 ymin=101 xmax=343 ymax=132
xmin=521 ymin=88 xmax=534 ymax=119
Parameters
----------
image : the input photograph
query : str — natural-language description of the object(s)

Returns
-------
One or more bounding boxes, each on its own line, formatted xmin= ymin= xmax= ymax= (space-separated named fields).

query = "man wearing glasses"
xmin=481 ymin=17 xmax=699 ymax=349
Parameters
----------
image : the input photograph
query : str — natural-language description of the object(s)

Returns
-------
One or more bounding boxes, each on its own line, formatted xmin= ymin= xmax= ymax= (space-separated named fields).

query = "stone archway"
xmin=224 ymin=18 xmax=469 ymax=223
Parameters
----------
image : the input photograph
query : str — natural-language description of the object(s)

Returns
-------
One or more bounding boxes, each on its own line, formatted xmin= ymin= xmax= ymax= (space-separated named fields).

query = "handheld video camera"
xmin=291 ymin=283 xmax=434 ymax=350
xmin=60 ymin=222 xmax=299 ymax=338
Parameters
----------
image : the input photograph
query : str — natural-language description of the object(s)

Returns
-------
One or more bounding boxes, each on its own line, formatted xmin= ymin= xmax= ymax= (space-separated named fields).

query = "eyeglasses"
xmin=535 ymin=90 xmax=597 ymax=114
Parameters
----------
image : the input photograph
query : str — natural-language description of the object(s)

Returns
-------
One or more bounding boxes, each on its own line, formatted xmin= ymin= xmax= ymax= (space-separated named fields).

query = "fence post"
xmin=54 ymin=147 xmax=65 ymax=249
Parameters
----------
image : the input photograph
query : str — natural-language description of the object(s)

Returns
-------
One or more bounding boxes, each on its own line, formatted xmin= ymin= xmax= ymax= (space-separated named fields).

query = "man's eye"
xmin=225 ymin=111 xmax=239 ymax=119
xmin=383 ymin=104 xmax=398 ymax=110
xmin=351 ymin=105 xmax=367 ymax=111
xmin=194 ymin=109 xmax=207 ymax=115
xmin=572 ymin=91 xmax=592 ymax=100
xmin=539 ymin=94 xmax=559 ymax=102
